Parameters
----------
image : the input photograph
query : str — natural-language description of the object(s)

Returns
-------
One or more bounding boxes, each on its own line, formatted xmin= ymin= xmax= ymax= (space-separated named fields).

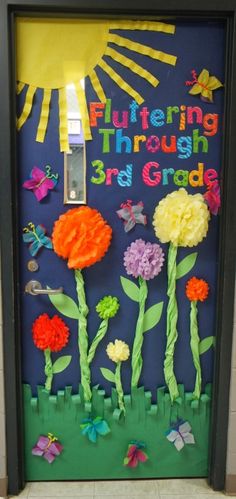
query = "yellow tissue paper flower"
xmin=106 ymin=340 xmax=130 ymax=363
xmin=153 ymin=188 xmax=210 ymax=247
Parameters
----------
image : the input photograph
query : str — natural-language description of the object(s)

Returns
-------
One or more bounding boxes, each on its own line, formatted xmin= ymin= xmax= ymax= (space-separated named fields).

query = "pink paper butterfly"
xmin=23 ymin=165 xmax=58 ymax=201
xmin=32 ymin=433 xmax=63 ymax=464
xmin=203 ymin=180 xmax=221 ymax=215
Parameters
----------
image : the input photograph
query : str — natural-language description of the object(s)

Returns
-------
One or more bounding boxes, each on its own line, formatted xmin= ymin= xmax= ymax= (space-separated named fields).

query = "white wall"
xmin=226 ymin=289 xmax=236 ymax=476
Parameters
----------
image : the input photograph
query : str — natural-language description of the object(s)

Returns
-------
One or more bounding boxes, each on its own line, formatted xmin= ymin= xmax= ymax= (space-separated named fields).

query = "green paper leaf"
xmin=120 ymin=276 xmax=139 ymax=302
xmin=199 ymin=336 xmax=215 ymax=355
xmin=100 ymin=367 xmax=115 ymax=383
xmin=52 ymin=355 xmax=72 ymax=374
xmin=47 ymin=287 xmax=79 ymax=319
xmin=143 ymin=302 xmax=164 ymax=333
xmin=176 ymin=252 xmax=198 ymax=280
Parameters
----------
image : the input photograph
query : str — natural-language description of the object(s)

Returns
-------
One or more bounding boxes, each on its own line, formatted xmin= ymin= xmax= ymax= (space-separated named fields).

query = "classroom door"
xmin=17 ymin=17 xmax=225 ymax=480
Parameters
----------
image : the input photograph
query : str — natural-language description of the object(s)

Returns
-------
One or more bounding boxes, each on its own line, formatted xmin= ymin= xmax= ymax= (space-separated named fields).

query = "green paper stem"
xmin=131 ymin=276 xmax=148 ymax=389
xmin=164 ymin=243 xmax=179 ymax=402
xmin=115 ymin=361 xmax=125 ymax=413
xmin=75 ymin=269 xmax=91 ymax=402
xmin=190 ymin=300 xmax=202 ymax=399
xmin=87 ymin=319 xmax=109 ymax=365
xmin=44 ymin=348 xmax=53 ymax=392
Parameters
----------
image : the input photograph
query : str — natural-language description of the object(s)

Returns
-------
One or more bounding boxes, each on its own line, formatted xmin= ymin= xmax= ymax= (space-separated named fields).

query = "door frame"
xmin=1 ymin=0 xmax=236 ymax=494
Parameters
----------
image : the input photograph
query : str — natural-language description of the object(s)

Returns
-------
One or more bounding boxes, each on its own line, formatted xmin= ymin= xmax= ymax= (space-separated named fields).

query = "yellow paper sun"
xmin=16 ymin=18 xmax=177 ymax=151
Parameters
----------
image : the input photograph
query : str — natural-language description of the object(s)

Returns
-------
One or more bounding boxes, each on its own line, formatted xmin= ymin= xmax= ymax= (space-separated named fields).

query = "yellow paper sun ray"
xmin=16 ymin=18 xmax=177 ymax=150
xmin=108 ymin=33 xmax=177 ymax=66
xmin=109 ymin=20 xmax=176 ymax=34
xmin=98 ymin=58 xmax=144 ymax=105
xmin=88 ymin=69 xmax=107 ymax=102
xmin=16 ymin=81 xmax=25 ymax=95
xmin=58 ymin=87 xmax=69 ymax=153
xmin=36 ymin=88 xmax=52 ymax=143
xmin=74 ymin=82 xmax=92 ymax=141
xmin=105 ymin=46 xmax=159 ymax=88
xmin=17 ymin=85 xmax=36 ymax=131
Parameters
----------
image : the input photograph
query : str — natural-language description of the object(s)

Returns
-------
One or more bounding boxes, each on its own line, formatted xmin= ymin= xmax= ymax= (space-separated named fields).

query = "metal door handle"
xmin=25 ymin=280 xmax=63 ymax=296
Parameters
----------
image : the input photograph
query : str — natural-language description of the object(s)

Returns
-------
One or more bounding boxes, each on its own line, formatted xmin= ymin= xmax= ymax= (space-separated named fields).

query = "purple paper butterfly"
xmin=23 ymin=165 xmax=58 ymax=201
xmin=32 ymin=433 xmax=63 ymax=464
xmin=117 ymin=200 xmax=147 ymax=232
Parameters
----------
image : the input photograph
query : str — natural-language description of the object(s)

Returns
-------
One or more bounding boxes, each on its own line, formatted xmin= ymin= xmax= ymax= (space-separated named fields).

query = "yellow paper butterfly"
xmin=186 ymin=69 xmax=223 ymax=103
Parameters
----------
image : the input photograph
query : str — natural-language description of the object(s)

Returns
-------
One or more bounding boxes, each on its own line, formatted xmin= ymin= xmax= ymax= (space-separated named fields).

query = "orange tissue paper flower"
xmin=32 ymin=313 xmax=69 ymax=352
xmin=186 ymin=277 xmax=209 ymax=302
xmin=52 ymin=206 xmax=112 ymax=269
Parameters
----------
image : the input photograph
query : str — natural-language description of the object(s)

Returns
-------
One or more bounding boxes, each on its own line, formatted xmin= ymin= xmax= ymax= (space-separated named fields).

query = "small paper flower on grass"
xmin=124 ymin=441 xmax=148 ymax=468
xmin=96 ymin=296 xmax=119 ymax=320
xmin=106 ymin=339 xmax=130 ymax=363
xmin=166 ymin=420 xmax=195 ymax=451
xmin=87 ymin=296 xmax=120 ymax=365
xmin=153 ymin=189 xmax=210 ymax=402
xmin=101 ymin=340 xmax=130 ymax=413
xmin=186 ymin=277 xmax=209 ymax=399
xmin=32 ymin=433 xmax=63 ymax=463
xmin=52 ymin=206 xmax=112 ymax=403
xmin=123 ymin=239 xmax=164 ymax=388
xmin=32 ymin=313 xmax=71 ymax=391
xmin=185 ymin=68 xmax=223 ymax=103
xmin=80 ymin=417 xmax=110 ymax=443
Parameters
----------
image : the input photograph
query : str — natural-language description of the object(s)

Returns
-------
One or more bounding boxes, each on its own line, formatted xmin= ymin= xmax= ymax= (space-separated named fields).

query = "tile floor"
xmin=3 ymin=479 xmax=236 ymax=499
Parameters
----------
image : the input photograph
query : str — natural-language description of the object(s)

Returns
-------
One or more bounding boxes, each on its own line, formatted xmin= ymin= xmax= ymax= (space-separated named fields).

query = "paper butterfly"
xmin=186 ymin=69 xmax=223 ymax=103
xmin=32 ymin=433 xmax=63 ymax=464
xmin=23 ymin=165 xmax=59 ymax=201
xmin=116 ymin=200 xmax=147 ymax=232
xmin=80 ymin=417 xmax=110 ymax=443
xmin=166 ymin=420 xmax=195 ymax=452
xmin=23 ymin=222 xmax=53 ymax=256
xmin=203 ymin=180 xmax=221 ymax=215
xmin=123 ymin=440 xmax=148 ymax=468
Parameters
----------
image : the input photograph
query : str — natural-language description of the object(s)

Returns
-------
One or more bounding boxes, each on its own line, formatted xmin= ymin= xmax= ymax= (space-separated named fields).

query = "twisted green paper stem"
xmin=190 ymin=300 xmax=202 ymax=399
xmin=87 ymin=319 xmax=109 ymax=365
xmin=115 ymin=361 xmax=125 ymax=413
xmin=164 ymin=243 xmax=179 ymax=402
xmin=131 ymin=276 xmax=148 ymax=389
xmin=44 ymin=348 xmax=53 ymax=392
xmin=75 ymin=269 xmax=91 ymax=402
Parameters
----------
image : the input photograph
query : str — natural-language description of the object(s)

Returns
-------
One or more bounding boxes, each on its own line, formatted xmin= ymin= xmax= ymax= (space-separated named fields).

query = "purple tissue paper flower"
xmin=124 ymin=239 xmax=165 ymax=281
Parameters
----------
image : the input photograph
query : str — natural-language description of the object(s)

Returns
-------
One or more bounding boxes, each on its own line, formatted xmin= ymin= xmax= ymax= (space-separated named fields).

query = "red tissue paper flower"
xmin=186 ymin=277 xmax=209 ymax=302
xmin=52 ymin=206 xmax=112 ymax=269
xmin=32 ymin=313 xmax=69 ymax=352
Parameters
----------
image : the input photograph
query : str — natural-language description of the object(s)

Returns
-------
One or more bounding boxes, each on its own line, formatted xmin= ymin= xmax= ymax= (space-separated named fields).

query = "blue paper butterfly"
xmin=23 ymin=222 xmax=53 ymax=256
xmin=80 ymin=417 xmax=110 ymax=443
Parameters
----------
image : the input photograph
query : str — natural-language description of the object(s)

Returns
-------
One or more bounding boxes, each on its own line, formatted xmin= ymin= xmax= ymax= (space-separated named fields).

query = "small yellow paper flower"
xmin=153 ymin=188 xmax=210 ymax=247
xmin=106 ymin=340 xmax=130 ymax=363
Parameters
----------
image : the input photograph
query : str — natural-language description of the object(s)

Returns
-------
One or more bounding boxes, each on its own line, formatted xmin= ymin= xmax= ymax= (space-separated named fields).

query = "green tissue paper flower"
xmin=96 ymin=296 xmax=120 ymax=320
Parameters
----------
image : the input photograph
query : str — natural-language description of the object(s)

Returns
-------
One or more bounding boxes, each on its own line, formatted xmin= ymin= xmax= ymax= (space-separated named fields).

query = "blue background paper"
xmin=17 ymin=21 xmax=225 ymax=399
